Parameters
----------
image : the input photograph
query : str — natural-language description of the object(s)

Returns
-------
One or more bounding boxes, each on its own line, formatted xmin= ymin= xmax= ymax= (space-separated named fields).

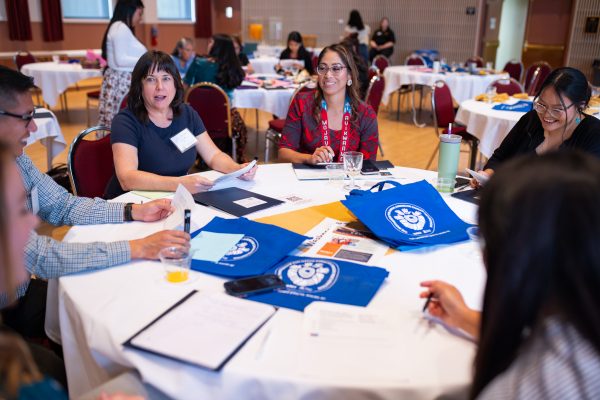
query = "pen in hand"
xmin=422 ymin=293 xmax=433 ymax=313
xmin=184 ymin=209 xmax=191 ymax=234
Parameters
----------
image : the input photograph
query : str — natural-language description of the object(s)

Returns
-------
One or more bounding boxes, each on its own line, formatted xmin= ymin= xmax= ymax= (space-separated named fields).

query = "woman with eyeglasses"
xmin=278 ymin=44 xmax=379 ymax=165
xmin=105 ymin=51 xmax=255 ymax=199
xmin=470 ymin=67 xmax=600 ymax=187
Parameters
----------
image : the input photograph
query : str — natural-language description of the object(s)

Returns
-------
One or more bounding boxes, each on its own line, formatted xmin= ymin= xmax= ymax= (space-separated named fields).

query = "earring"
xmin=575 ymin=115 xmax=581 ymax=124
xmin=347 ymin=79 xmax=352 ymax=86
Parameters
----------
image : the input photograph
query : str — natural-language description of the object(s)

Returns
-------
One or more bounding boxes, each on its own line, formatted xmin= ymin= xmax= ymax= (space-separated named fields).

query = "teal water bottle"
xmin=437 ymin=124 xmax=462 ymax=193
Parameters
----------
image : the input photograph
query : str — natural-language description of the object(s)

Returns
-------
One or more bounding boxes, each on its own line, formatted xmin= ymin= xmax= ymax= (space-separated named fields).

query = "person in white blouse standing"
xmin=98 ymin=0 xmax=146 ymax=127
xmin=344 ymin=10 xmax=370 ymax=64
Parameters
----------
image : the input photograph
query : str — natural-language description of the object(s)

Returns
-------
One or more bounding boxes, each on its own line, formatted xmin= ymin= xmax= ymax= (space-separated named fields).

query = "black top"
xmin=278 ymin=48 xmax=314 ymax=75
xmin=485 ymin=110 xmax=600 ymax=171
xmin=238 ymin=52 xmax=250 ymax=66
xmin=371 ymin=28 xmax=396 ymax=46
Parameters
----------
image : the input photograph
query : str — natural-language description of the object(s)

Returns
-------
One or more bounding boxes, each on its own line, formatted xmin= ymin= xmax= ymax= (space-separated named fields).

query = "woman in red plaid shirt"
xmin=278 ymin=44 xmax=379 ymax=164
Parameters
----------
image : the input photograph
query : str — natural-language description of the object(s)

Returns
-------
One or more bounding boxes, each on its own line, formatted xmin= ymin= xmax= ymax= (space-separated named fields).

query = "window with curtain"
xmin=0 ymin=0 xmax=6 ymax=21
xmin=61 ymin=0 xmax=111 ymax=19
xmin=157 ymin=0 xmax=194 ymax=21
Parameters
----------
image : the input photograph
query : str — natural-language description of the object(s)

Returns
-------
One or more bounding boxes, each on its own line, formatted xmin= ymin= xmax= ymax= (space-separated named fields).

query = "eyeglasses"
xmin=533 ymin=100 xmax=575 ymax=119
xmin=0 ymin=109 xmax=36 ymax=127
xmin=143 ymin=75 xmax=174 ymax=86
xmin=316 ymin=64 xmax=347 ymax=76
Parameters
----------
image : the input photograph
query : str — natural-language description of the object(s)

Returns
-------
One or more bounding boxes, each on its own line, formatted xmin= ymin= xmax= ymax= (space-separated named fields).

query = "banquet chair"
xmin=488 ymin=78 xmax=525 ymax=96
xmin=395 ymin=54 xmax=428 ymax=119
xmin=372 ymin=55 xmax=390 ymax=73
xmin=465 ymin=56 xmax=484 ymax=68
xmin=119 ymin=93 xmax=129 ymax=110
xmin=502 ymin=59 xmax=524 ymax=82
xmin=264 ymin=82 xmax=315 ymax=162
xmin=67 ymin=126 xmax=114 ymax=198
xmin=365 ymin=74 xmax=386 ymax=156
xmin=524 ymin=61 xmax=552 ymax=96
xmin=311 ymin=54 xmax=319 ymax=72
xmin=367 ymin=66 xmax=379 ymax=82
xmin=428 ymin=80 xmax=479 ymax=170
xmin=14 ymin=51 xmax=45 ymax=107
xmin=185 ymin=82 xmax=236 ymax=161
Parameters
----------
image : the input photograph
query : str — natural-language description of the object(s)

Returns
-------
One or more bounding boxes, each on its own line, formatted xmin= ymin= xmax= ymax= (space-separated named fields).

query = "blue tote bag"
xmin=190 ymin=217 xmax=308 ymax=277
xmin=342 ymin=180 xmax=470 ymax=248
xmin=247 ymin=256 xmax=389 ymax=311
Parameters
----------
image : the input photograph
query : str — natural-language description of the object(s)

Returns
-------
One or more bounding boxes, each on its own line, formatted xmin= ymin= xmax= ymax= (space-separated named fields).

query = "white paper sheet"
xmin=213 ymin=159 xmax=257 ymax=184
xmin=129 ymin=292 xmax=276 ymax=370
xmin=164 ymin=184 xmax=196 ymax=230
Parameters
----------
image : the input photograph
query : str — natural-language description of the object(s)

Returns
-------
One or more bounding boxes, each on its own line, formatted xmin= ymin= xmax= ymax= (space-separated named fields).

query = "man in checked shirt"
xmin=0 ymin=65 xmax=191 ymax=342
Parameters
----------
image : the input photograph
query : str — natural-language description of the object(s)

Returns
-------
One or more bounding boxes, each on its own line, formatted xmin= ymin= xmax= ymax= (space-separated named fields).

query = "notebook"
xmin=193 ymin=187 xmax=284 ymax=217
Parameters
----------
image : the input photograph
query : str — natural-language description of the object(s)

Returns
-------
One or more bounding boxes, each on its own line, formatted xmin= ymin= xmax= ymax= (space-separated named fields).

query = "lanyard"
xmin=321 ymin=97 xmax=352 ymax=161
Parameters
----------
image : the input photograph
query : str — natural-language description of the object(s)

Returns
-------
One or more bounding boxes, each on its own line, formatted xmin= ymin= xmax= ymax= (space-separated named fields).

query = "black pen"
xmin=422 ymin=293 xmax=433 ymax=313
xmin=184 ymin=209 xmax=191 ymax=234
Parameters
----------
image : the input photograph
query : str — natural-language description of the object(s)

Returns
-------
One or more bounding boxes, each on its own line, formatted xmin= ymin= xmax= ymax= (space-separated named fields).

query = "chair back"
xmin=489 ymin=78 xmax=525 ymax=96
xmin=405 ymin=54 xmax=427 ymax=66
xmin=311 ymin=54 xmax=319 ymax=72
xmin=465 ymin=56 xmax=484 ymax=68
xmin=14 ymin=51 xmax=36 ymax=70
xmin=430 ymin=80 xmax=456 ymax=135
xmin=67 ymin=126 xmax=114 ymax=198
xmin=524 ymin=61 xmax=552 ymax=96
xmin=367 ymin=66 xmax=379 ymax=82
xmin=503 ymin=59 xmax=524 ymax=82
xmin=365 ymin=75 xmax=385 ymax=115
xmin=119 ymin=93 xmax=129 ymax=110
xmin=372 ymin=55 xmax=390 ymax=73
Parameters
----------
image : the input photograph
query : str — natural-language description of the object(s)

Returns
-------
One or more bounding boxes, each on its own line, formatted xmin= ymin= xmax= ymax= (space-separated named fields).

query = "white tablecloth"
xmin=56 ymin=164 xmax=485 ymax=399
xmin=20 ymin=62 xmax=102 ymax=107
xmin=233 ymin=87 xmax=294 ymax=117
xmin=382 ymin=66 xmax=509 ymax=105
xmin=26 ymin=108 xmax=67 ymax=170
xmin=249 ymin=56 xmax=279 ymax=74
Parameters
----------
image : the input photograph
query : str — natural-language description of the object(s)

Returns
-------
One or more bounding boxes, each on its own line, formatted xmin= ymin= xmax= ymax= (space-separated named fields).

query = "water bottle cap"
xmin=439 ymin=134 xmax=462 ymax=144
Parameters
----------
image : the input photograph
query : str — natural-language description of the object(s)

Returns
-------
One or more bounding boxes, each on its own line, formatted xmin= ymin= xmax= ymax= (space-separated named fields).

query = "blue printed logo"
xmin=221 ymin=236 xmax=259 ymax=261
xmin=385 ymin=203 xmax=435 ymax=236
xmin=276 ymin=259 xmax=339 ymax=293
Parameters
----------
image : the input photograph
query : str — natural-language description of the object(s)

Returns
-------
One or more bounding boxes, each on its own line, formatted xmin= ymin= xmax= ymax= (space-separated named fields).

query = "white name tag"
xmin=31 ymin=185 xmax=40 ymax=215
xmin=233 ymin=197 xmax=267 ymax=208
xmin=170 ymin=128 xmax=197 ymax=153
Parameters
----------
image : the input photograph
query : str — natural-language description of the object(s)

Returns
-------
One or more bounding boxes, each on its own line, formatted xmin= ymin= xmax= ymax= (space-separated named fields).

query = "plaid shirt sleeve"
xmin=17 ymin=154 xmax=125 ymax=226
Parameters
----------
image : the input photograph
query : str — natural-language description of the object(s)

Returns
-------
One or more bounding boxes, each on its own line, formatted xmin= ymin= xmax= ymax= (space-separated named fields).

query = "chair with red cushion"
xmin=524 ymin=61 xmax=552 ymax=96
xmin=427 ymin=80 xmax=479 ymax=170
xmin=365 ymin=74 xmax=386 ymax=156
xmin=311 ymin=54 xmax=319 ymax=73
xmin=367 ymin=66 xmax=379 ymax=82
xmin=372 ymin=55 xmax=390 ymax=73
xmin=465 ymin=56 xmax=484 ymax=68
xmin=395 ymin=54 xmax=427 ymax=119
xmin=67 ymin=126 xmax=114 ymax=198
xmin=184 ymin=82 xmax=236 ymax=161
xmin=264 ymin=82 xmax=315 ymax=162
xmin=119 ymin=93 xmax=129 ymax=110
xmin=488 ymin=78 xmax=525 ymax=96
xmin=502 ymin=59 xmax=524 ymax=82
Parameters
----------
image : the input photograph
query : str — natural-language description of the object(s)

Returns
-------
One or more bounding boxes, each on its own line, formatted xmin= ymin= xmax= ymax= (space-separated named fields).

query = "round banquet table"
xmin=57 ymin=164 xmax=485 ymax=399
xmin=233 ymin=85 xmax=295 ymax=118
xmin=20 ymin=62 xmax=103 ymax=108
xmin=26 ymin=107 xmax=67 ymax=170
xmin=381 ymin=66 xmax=509 ymax=105
xmin=249 ymin=56 xmax=279 ymax=74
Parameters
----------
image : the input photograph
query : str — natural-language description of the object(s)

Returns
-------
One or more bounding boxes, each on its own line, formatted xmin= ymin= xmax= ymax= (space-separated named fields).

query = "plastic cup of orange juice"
xmin=159 ymin=247 xmax=192 ymax=283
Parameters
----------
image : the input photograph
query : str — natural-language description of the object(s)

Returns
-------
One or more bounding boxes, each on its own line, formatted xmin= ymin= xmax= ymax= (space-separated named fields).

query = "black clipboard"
xmin=123 ymin=290 xmax=275 ymax=371
xmin=193 ymin=187 xmax=283 ymax=217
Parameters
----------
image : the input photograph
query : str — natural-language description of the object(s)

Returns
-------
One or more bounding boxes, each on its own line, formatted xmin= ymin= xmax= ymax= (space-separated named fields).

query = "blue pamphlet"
xmin=190 ymin=217 xmax=308 ymax=277
xmin=247 ymin=256 xmax=389 ymax=311
xmin=492 ymin=100 xmax=533 ymax=112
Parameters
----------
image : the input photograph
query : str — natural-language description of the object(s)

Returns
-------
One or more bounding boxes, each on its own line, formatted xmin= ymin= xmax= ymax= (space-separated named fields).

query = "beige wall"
xmin=567 ymin=0 xmax=600 ymax=80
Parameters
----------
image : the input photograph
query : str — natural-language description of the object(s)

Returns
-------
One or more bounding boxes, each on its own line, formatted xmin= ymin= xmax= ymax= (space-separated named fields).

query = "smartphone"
xmin=224 ymin=274 xmax=285 ymax=297
xmin=455 ymin=176 xmax=470 ymax=188
xmin=361 ymin=160 xmax=380 ymax=175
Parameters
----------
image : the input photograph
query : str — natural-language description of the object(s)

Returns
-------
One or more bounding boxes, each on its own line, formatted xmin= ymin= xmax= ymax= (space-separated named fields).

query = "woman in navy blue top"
xmin=106 ymin=50 xmax=256 ymax=199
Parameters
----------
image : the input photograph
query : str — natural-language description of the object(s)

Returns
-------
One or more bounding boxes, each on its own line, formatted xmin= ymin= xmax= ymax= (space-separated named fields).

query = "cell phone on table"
xmin=361 ymin=160 xmax=380 ymax=175
xmin=224 ymin=274 xmax=285 ymax=297
xmin=455 ymin=176 xmax=470 ymax=188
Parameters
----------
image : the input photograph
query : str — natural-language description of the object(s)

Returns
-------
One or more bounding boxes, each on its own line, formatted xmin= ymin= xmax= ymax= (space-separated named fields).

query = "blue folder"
xmin=247 ymin=256 xmax=389 ymax=311
xmin=492 ymin=100 xmax=533 ymax=112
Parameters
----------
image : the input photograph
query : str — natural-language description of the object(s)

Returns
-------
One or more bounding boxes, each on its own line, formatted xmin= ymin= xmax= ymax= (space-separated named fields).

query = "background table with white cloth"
xmin=20 ymin=62 xmax=103 ymax=108
xmin=27 ymin=107 xmax=66 ymax=170
xmin=56 ymin=164 xmax=485 ymax=400
xmin=382 ymin=66 xmax=509 ymax=105
xmin=249 ymin=56 xmax=279 ymax=74
xmin=233 ymin=86 xmax=295 ymax=118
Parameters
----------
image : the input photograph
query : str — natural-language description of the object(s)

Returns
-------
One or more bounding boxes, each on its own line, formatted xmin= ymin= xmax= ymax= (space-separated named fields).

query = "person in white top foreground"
xmin=420 ymin=151 xmax=600 ymax=399
xmin=98 ymin=0 xmax=146 ymax=127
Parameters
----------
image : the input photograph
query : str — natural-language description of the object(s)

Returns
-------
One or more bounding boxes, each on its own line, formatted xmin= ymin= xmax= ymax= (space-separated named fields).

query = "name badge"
xmin=170 ymin=128 xmax=197 ymax=153
xmin=31 ymin=185 xmax=40 ymax=215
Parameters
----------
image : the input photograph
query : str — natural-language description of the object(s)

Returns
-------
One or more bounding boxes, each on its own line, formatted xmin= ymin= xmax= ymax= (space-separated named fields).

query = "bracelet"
xmin=124 ymin=202 xmax=134 ymax=222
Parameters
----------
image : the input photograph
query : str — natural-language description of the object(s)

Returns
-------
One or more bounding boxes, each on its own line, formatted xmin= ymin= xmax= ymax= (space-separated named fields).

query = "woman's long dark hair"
xmin=286 ymin=31 xmax=309 ymax=58
xmin=473 ymin=151 xmax=600 ymax=398
xmin=348 ymin=9 xmax=365 ymax=31
xmin=128 ymin=51 xmax=184 ymax=123
xmin=101 ymin=0 xmax=144 ymax=61
xmin=313 ymin=44 xmax=362 ymax=128
xmin=208 ymin=34 xmax=244 ymax=90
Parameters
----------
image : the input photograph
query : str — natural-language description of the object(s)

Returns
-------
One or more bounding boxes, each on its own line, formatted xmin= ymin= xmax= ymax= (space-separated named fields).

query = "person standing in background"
xmin=369 ymin=17 xmax=395 ymax=62
xmin=99 ymin=0 xmax=146 ymax=128
xmin=344 ymin=10 xmax=370 ymax=63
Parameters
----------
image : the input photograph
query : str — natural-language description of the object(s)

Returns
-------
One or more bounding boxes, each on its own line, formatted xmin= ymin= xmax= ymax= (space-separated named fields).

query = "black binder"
xmin=193 ymin=187 xmax=284 ymax=217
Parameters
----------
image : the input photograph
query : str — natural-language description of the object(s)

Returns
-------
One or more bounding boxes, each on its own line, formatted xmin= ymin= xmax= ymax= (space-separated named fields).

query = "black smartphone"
xmin=455 ymin=176 xmax=470 ymax=188
xmin=361 ymin=160 xmax=380 ymax=175
xmin=224 ymin=274 xmax=285 ymax=297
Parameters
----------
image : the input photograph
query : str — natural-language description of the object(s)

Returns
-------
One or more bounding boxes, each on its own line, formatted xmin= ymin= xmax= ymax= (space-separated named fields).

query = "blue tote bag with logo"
xmin=247 ymin=256 xmax=389 ymax=311
xmin=342 ymin=180 xmax=470 ymax=248
xmin=190 ymin=217 xmax=308 ymax=277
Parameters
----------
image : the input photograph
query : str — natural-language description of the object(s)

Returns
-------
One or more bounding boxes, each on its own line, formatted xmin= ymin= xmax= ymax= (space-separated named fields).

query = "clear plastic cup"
xmin=326 ymin=164 xmax=345 ymax=188
xmin=159 ymin=247 xmax=192 ymax=283
xmin=436 ymin=177 xmax=455 ymax=193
